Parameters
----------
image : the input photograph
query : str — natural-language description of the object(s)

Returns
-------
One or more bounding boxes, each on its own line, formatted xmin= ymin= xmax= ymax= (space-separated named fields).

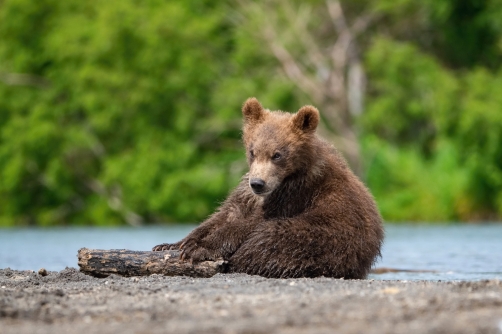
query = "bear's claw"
xmin=152 ymin=243 xmax=180 ymax=251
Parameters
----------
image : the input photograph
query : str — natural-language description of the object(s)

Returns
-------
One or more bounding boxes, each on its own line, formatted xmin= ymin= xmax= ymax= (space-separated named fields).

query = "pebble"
xmin=38 ymin=268 xmax=48 ymax=276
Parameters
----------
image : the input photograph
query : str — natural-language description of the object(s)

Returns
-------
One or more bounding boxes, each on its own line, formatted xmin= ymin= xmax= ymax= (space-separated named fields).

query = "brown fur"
xmin=153 ymin=98 xmax=384 ymax=279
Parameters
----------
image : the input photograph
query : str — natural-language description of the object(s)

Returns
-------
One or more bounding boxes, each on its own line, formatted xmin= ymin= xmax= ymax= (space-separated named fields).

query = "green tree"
xmin=0 ymin=0 xmax=243 ymax=226
xmin=361 ymin=0 xmax=502 ymax=221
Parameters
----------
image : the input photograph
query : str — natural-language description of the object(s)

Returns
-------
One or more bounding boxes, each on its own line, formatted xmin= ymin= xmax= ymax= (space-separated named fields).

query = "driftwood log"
xmin=77 ymin=248 xmax=227 ymax=278
xmin=77 ymin=248 xmax=430 ymax=278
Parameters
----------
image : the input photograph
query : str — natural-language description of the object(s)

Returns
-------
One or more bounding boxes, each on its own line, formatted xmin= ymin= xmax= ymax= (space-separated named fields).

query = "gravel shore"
xmin=1 ymin=268 xmax=501 ymax=334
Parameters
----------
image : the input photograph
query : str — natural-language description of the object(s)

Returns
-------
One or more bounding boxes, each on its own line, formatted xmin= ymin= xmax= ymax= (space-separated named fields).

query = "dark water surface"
xmin=1 ymin=224 xmax=501 ymax=281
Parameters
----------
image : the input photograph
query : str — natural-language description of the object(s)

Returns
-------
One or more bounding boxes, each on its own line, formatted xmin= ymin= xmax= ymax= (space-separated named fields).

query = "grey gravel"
xmin=1 ymin=268 xmax=501 ymax=334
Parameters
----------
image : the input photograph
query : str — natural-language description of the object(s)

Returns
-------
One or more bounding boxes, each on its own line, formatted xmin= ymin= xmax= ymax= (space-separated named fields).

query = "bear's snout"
xmin=250 ymin=178 xmax=266 ymax=194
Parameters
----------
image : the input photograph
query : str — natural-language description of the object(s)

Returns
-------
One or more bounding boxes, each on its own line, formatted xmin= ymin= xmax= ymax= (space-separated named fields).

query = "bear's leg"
xmin=180 ymin=221 xmax=258 ymax=262
xmin=152 ymin=178 xmax=255 ymax=255
xmin=152 ymin=223 xmax=213 ymax=252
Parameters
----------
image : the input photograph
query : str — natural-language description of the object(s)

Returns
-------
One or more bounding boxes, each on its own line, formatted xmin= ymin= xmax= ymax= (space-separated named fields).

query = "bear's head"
xmin=242 ymin=97 xmax=320 ymax=196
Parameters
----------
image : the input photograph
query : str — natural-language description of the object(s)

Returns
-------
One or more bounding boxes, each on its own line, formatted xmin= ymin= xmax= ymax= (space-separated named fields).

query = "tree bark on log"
xmin=77 ymin=248 xmax=227 ymax=278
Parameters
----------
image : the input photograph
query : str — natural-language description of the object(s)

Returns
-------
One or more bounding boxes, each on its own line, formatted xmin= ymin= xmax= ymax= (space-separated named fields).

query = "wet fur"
xmin=153 ymin=98 xmax=384 ymax=279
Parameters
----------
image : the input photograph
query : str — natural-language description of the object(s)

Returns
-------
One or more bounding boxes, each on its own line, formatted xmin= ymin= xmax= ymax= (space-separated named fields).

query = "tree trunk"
xmin=77 ymin=248 xmax=226 ymax=278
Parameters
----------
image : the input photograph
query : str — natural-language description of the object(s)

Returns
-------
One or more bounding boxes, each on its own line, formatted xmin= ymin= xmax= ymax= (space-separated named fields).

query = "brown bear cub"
xmin=153 ymin=98 xmax=384 ymax=279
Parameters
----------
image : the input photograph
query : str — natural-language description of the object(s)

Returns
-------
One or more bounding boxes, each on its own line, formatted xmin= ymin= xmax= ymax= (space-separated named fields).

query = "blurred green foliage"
xmin=363 ymin=0 xmax=502 ymax=221
xmin=0 ymin=0 xmax=245 ymax=226
xmin=0 ymin=0 xmax=501 ymax=225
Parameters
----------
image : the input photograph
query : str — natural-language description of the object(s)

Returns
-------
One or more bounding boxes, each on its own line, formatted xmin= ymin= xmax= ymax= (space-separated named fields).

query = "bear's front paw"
xmin=180 ymin=241 xmax=221 ymax=262
xmin=152 ymin=242 xmax=181 ymax=251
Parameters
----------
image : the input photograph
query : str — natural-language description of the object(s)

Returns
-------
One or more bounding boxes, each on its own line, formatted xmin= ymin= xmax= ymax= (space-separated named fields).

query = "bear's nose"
xmin=250 ymin=178 xmax=266 ymax=194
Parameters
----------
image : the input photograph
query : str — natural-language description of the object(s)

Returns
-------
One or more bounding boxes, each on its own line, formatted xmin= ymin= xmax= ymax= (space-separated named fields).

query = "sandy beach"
xmin=1 ymin=268 xmax=501 ymax=334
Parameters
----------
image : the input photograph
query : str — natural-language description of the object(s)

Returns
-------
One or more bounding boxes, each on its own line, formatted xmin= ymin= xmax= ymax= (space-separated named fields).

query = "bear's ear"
xmin=242 ymin=97 xmax=265 ymax=126
xmin=292 ymin=105 xmax=319 ymax=134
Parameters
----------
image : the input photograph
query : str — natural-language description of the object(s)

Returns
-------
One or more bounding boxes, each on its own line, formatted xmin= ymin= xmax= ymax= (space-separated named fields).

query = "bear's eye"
xmin=249 ymin=150 xmax=255 ymax=159
xmin=272 ymin=152 xmax=282 ymax=161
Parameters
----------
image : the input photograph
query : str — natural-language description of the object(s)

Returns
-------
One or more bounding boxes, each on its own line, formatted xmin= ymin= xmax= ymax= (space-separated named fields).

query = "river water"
xmin=0 ymin=224 xmax=501 ymax=281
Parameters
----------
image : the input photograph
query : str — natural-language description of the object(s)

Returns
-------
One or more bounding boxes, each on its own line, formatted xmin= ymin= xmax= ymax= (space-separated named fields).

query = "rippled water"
xmin=0 ymin=224 xmax=501 ymax=281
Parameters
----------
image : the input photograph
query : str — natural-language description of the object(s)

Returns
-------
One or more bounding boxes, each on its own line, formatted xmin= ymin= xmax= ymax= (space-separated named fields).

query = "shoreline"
xmin=1 ymin=268 xmax=501 ymax=334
